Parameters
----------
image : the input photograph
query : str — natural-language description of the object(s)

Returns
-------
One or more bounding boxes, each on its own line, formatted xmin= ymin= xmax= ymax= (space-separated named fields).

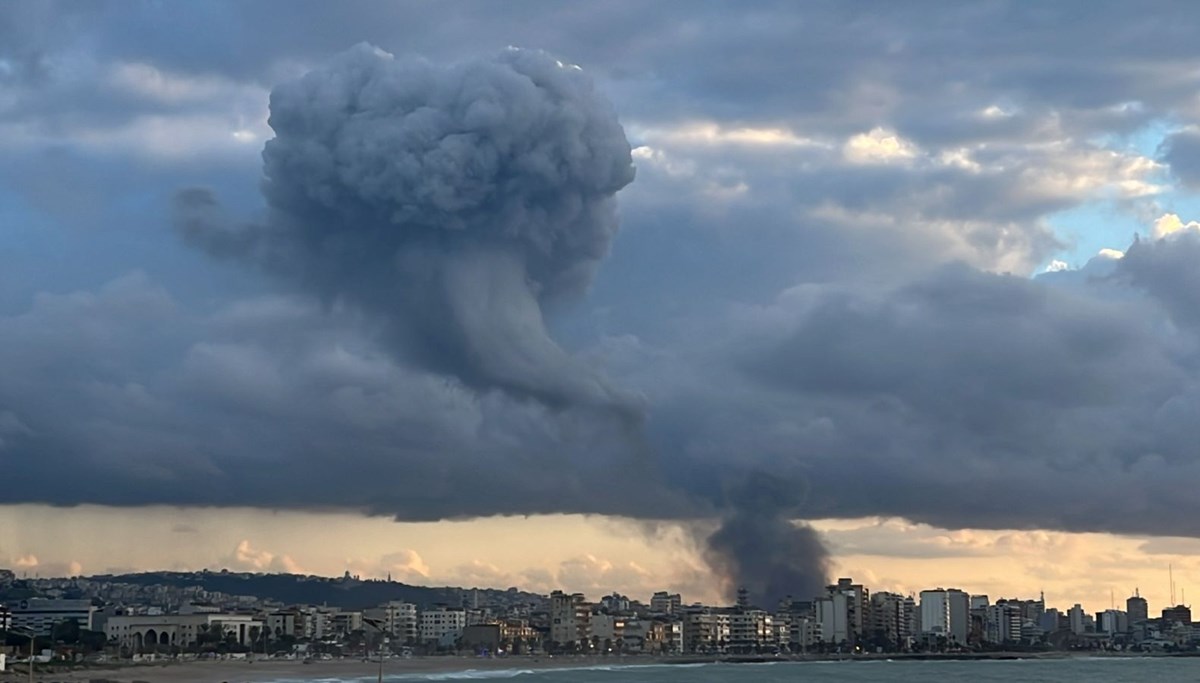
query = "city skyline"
xmin=3 ymin=565 xmax=1193 ymax=656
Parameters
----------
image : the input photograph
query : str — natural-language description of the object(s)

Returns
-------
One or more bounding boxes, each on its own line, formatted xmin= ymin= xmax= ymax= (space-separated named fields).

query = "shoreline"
xmin=5 ymin=650 xmax=1200 ymax=683
xmin=0 ymin=655 xmax=670 ymax=683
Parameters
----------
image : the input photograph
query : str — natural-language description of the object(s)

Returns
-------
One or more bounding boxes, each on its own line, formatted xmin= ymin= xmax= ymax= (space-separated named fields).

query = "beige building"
xmin=728 ymin=609 xmax=773 ymax=652
xmin=419 ymin=606 xmax=466 ymax=644
xmin=106 ymin=614 xmax=264 ymax=650
xmin=590 ymin=613 xmax=627 ymax=650
xmin=681 ymin=608 xmax=731 ymax=653
xmin=365 ymin=601 xmax=418 ymax=643
xmin=549 ymin=591 xmax=592 ymax=650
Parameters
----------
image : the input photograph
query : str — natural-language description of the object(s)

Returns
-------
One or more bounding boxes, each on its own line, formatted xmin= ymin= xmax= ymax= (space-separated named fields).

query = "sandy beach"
xmin=1 ymin=655 xmax=668 ymax=683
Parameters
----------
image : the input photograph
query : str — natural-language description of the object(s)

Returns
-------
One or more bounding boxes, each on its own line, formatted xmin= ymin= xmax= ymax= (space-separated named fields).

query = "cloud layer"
xmin=8 ymin=2 xmax=1200 ymax=597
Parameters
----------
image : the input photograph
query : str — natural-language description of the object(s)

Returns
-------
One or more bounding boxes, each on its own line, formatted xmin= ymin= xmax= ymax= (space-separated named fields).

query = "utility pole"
xmin=362 ymin=617 xmax=386 ymax=683
xmin=13 ymin=627 xmax=36 ymax=683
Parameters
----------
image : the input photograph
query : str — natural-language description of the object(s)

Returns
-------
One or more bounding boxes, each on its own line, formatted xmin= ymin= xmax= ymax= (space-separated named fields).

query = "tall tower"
xmin=1127 ymin=588 xmax=1148 ymax=625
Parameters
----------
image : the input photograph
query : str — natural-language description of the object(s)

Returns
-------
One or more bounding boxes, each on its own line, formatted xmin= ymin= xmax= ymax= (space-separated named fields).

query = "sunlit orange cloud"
xmin=1 ymin=505 xmax=1195 ymax=615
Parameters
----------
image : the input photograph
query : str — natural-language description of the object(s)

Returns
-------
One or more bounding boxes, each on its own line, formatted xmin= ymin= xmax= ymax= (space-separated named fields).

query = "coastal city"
xmin=0 ymin=567 xmax=1196 ymax=673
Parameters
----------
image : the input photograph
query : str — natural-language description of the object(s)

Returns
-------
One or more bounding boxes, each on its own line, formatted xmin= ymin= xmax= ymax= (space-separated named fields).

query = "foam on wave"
xmin=261 ymin=660 xmax=713 ymax=683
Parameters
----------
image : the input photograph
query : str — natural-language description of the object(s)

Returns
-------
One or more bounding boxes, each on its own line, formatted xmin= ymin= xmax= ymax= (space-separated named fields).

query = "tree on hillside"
xmin=52 ymin=618 xmax=81 ymax=644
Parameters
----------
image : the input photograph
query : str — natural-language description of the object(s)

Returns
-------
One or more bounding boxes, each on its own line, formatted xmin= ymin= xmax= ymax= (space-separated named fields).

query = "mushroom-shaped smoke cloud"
xmin=178 ymin=44 xmax=830 ymax=599
xmin=180 ymin=44 xmax=637 ymax=414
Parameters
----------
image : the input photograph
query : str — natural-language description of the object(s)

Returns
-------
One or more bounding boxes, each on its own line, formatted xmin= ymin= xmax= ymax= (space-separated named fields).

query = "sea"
xmin=273 ymin=658 xmax=1200 ymax=683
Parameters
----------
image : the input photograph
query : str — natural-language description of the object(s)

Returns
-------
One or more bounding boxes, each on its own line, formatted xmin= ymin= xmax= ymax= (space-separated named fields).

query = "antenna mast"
xmin=1170 ymin=564 xmax=1176 ymax=606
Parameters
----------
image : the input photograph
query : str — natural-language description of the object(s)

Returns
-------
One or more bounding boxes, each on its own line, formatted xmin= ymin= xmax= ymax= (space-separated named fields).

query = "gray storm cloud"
xmin=20 ymin=3 xmax=1200 ymax=601
xmin=181 ymin=43 xmax=637 ymax=414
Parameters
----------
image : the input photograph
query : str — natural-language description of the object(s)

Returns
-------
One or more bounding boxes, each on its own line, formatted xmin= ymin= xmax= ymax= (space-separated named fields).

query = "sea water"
xmin=270 ymin=658 xmax=1200 ymax=683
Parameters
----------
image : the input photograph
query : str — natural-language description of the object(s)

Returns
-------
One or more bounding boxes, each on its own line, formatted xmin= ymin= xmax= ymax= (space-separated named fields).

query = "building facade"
xmin=419 ymin=606 xmax=467 ymax=645
xmin=649 ymin=592 xmax=682 ymax=615
xmin=9 ymin=599 xmax=95 ymax=636
xmin=681 ymin=608 xmax=730 ymax=653
xmin=984 ymin=603 xmax=1022 ymax=644
xmin=870 ymin=592 xmax=915 ymax=647
xmin=1099 ymin=609 xmax=1128 ymax=635
xmin=1127 ymin=592 xmax=1148 ymax=625
xmin=549 ymin=591 xmax=591 ymax=649
xmin=106 ymin=613 xmax=265 ymax=650
xmin=365 ymin=601 xmax=418 ymax=643
xmin=919 ymin=588 xmax=969 ymax=646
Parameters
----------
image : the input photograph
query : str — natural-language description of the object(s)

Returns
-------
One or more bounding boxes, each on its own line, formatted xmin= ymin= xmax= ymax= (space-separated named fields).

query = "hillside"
xmin=84 ymin=571 xmax=546 ymax=611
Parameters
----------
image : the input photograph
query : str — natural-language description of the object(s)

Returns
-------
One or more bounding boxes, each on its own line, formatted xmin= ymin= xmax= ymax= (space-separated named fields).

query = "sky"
xmin=5 ymin=1 xmax=1200 ymax=614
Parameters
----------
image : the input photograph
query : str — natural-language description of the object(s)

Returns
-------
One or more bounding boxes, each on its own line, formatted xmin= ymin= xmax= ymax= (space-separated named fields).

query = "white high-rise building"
xmin=816 ymin=592 xmax=851 ymax=644
xmin=919 ymin=589 xmax=969 ymax=645
xmin=815 ymin=578 xmax=868 ymax=647
xmin=919 ymin=590 xmax=950 ymax=637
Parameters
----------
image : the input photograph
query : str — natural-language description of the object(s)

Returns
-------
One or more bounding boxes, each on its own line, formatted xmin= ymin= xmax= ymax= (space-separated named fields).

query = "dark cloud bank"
xmin=8 ymin=23 xmax=1200 ymax=608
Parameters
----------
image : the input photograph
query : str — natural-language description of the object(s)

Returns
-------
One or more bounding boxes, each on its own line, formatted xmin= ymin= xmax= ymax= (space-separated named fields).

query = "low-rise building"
xmin=420 ymin=606 xmax=466 ymax=645
xmin=365 ymin=602 xmax=418 ymax=643
xmin=591 ymin=613 xmax=627 ymax=650
xmin=649 ymin=592 xmax=682 ymax=615
xmin=9 ymin=599 xmax=95 ymax=636
xmin=266 ymin=609 xmax=303 ymax=640
xmin=106 ymin=613 xmax=265 ymax=650
xmin=728 ymin=609 xmax=772 ymax=652
xmin=681 ymin=608 xmax=730 ymax=653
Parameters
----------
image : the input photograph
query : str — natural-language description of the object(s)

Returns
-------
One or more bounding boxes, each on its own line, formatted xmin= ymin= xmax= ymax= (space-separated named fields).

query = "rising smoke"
xmin=703 ymin=473 xmax=830 ymax=608
xmin=179 ymin=43 xmax=637 ymax=415
xmin=178 ymin=43 xmax=830 ymax=600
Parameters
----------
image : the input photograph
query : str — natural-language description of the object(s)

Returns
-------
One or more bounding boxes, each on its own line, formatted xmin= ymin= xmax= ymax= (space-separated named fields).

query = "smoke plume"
xmin=177 ymin=43 xmax=832 ymax=596
xmin=179 ymin=43 xmax=637 ymax=414
xmin=704 ymin=474 xmax=830 ymax=608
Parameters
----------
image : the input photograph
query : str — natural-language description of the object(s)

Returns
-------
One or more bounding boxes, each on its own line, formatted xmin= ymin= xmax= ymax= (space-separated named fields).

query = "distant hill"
xmin=85 ymin=571 xmax=546 ymax=611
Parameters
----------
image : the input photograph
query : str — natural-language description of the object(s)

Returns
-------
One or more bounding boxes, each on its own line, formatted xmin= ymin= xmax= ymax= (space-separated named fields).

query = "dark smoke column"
xmin=704 ymin=474 xmax=830 ymax=609
xmin=187 ymin=44 xmax=637 ymax=413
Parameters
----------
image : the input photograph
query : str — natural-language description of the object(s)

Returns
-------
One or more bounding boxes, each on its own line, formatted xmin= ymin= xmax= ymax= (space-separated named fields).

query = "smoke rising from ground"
xmin=180 ymin=43 xmax=637 ymax=414
xmin=176 ymin=44 xmax=820 ymax=590
xmin=702 ymin=474 xmax=830 ymax=608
